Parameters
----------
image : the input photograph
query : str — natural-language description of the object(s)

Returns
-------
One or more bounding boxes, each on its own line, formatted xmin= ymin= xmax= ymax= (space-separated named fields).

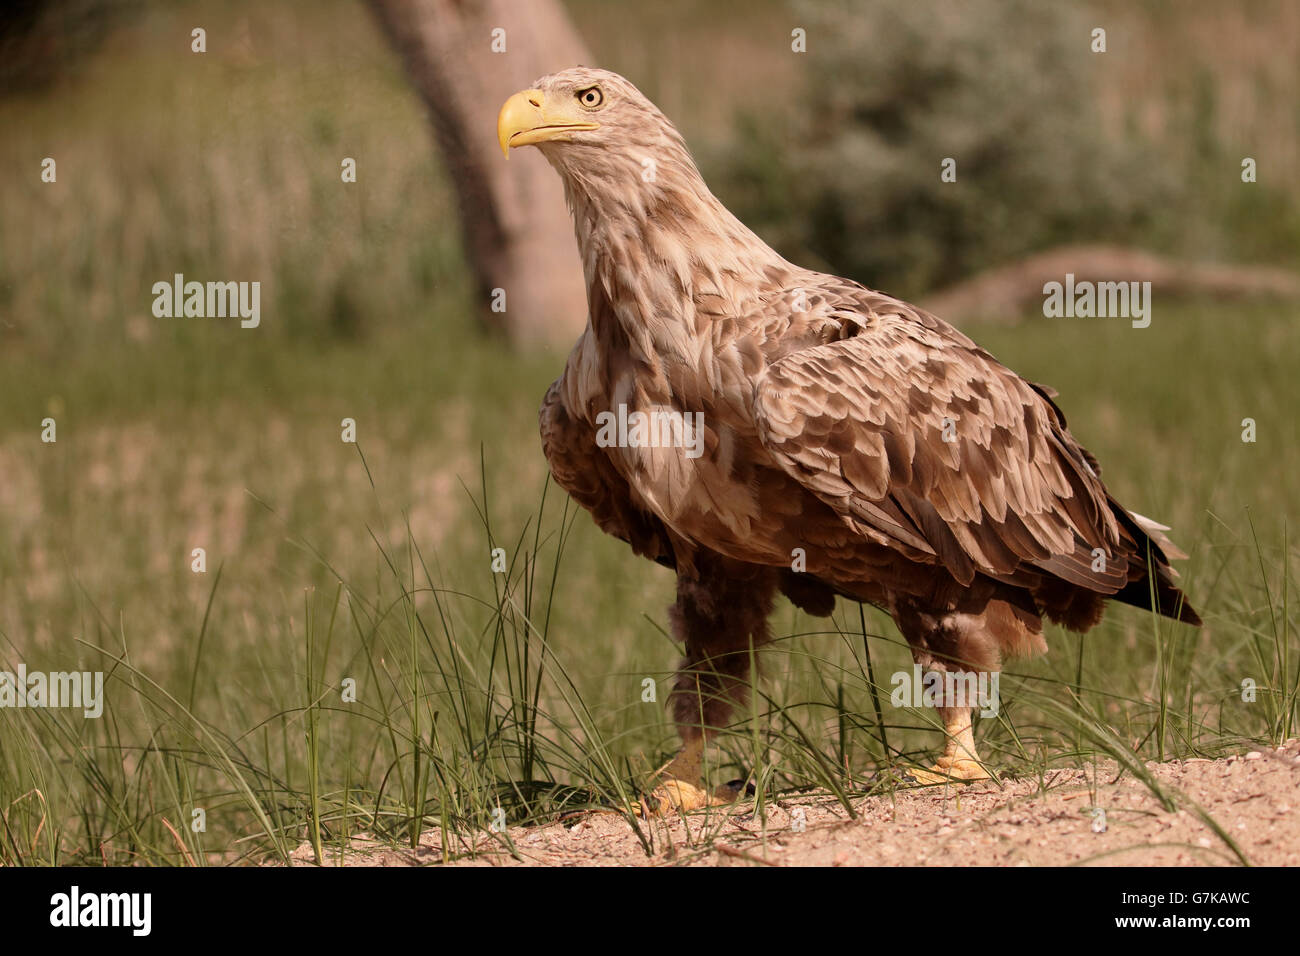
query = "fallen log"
xmin=921 ymin=244 xmax=1300 ymax=324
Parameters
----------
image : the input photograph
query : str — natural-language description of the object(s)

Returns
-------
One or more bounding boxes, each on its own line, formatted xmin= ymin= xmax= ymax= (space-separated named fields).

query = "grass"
xmin=0 ymin=0 xmax=1296 ymax=865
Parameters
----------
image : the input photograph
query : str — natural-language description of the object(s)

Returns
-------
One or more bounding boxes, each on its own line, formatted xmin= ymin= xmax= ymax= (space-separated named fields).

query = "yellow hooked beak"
xmin=497 ymin=89 xmax=600 ymax=158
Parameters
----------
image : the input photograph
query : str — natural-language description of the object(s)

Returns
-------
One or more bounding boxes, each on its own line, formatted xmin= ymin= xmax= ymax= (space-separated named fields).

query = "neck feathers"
xmin=552 ymin=150 xmax=786 ymax=355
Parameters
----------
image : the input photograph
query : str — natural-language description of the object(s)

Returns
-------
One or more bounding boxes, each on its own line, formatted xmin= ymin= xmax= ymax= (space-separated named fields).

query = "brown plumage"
xmin=499 ymin=68 xmax=1199 ymax=800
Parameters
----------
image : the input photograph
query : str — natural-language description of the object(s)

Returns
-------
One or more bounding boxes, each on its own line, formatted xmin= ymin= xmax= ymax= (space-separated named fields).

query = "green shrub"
xmin=719 ymin=0 xmax=1176 ymax=296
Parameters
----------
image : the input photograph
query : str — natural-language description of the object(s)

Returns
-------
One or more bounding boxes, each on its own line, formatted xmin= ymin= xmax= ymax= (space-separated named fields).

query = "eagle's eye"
xmin=576 ymin=87 xmax=604 ymax=109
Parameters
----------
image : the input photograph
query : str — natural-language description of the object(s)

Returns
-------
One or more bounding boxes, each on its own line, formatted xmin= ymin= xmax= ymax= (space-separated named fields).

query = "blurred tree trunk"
xmin=367 ymin=0 xmax=592 ymax=349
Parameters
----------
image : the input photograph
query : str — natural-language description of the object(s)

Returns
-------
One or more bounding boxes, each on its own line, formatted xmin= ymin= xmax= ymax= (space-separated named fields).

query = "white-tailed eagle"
xmin=497 ymin=68 xmax=1198 ymax=808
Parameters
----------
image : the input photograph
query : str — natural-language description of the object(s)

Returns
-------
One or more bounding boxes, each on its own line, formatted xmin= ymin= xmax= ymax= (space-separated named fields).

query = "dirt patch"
xmin=287 ymin=741 xmax=1300 ymax=866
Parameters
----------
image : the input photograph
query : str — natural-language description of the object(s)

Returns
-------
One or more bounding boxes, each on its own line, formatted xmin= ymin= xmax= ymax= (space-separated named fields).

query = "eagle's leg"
xmin=637 ymin=554 xmax=776 ymax=816
xmin=894 ymin=599 xmax=999 ymax=785
xmin=906 ymin=705 xmax=991 ymax=784
xmin=638 ymin=737 xmax=721 ymax=815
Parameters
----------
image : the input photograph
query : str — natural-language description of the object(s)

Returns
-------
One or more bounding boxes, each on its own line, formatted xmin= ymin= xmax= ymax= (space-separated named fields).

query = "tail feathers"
xmin=1109 ymin=499 xmax=1201 ymax=625
xmin=1128 ymin=509 xmax=1189 ymax=562
xmin=1112 ymin=573 xmax=1202 ymax=626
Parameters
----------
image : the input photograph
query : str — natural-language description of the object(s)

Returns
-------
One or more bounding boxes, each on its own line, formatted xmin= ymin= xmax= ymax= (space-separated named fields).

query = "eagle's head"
xmin=497 ymin=67 xmax=786 ymax=325
xmin=496 ymin=68 xmax=704 ymax=207
xmin=498 ymin=67 xmax=683 ymax=159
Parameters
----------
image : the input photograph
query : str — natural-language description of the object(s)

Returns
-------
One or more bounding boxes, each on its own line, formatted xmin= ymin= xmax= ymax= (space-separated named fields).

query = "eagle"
xmin=496 ymin=67 xmax=1199 ymax=809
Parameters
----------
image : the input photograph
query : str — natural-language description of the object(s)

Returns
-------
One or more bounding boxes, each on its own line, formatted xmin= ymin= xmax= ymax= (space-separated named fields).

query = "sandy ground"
xmin=287 ymin=740 xmax=1300 ymax=866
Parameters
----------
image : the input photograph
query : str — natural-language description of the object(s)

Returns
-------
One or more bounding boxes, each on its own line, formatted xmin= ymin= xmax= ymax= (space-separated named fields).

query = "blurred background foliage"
xmin=2 ymin=0 xmax=1296 ymax=352
xmin=716 ymin=0 xmax=1300 ymax=297
xmin=723 ymin=0 xmax=1178 ymax=295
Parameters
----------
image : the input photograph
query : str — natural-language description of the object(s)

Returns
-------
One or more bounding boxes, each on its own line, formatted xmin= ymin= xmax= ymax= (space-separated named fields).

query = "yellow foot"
xmin=633 ymin=778 xmax=739 ymax=818
xmin=906 ymin=756 xmax=993 ymax=785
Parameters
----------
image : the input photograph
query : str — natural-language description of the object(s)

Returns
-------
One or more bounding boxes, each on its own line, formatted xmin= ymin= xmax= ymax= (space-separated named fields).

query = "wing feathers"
xmin=754 ymin=291 xmax=1132 ymax=594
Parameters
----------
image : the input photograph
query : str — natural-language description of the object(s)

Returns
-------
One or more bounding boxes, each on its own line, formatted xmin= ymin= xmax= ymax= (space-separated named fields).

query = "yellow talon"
xmin=907 ymin=757 xmax=993 ymax=785
xmin=906 ymin=706 xmax=994 ymax=784
xmin=630 ymin=739 xmax=742 ymax=817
